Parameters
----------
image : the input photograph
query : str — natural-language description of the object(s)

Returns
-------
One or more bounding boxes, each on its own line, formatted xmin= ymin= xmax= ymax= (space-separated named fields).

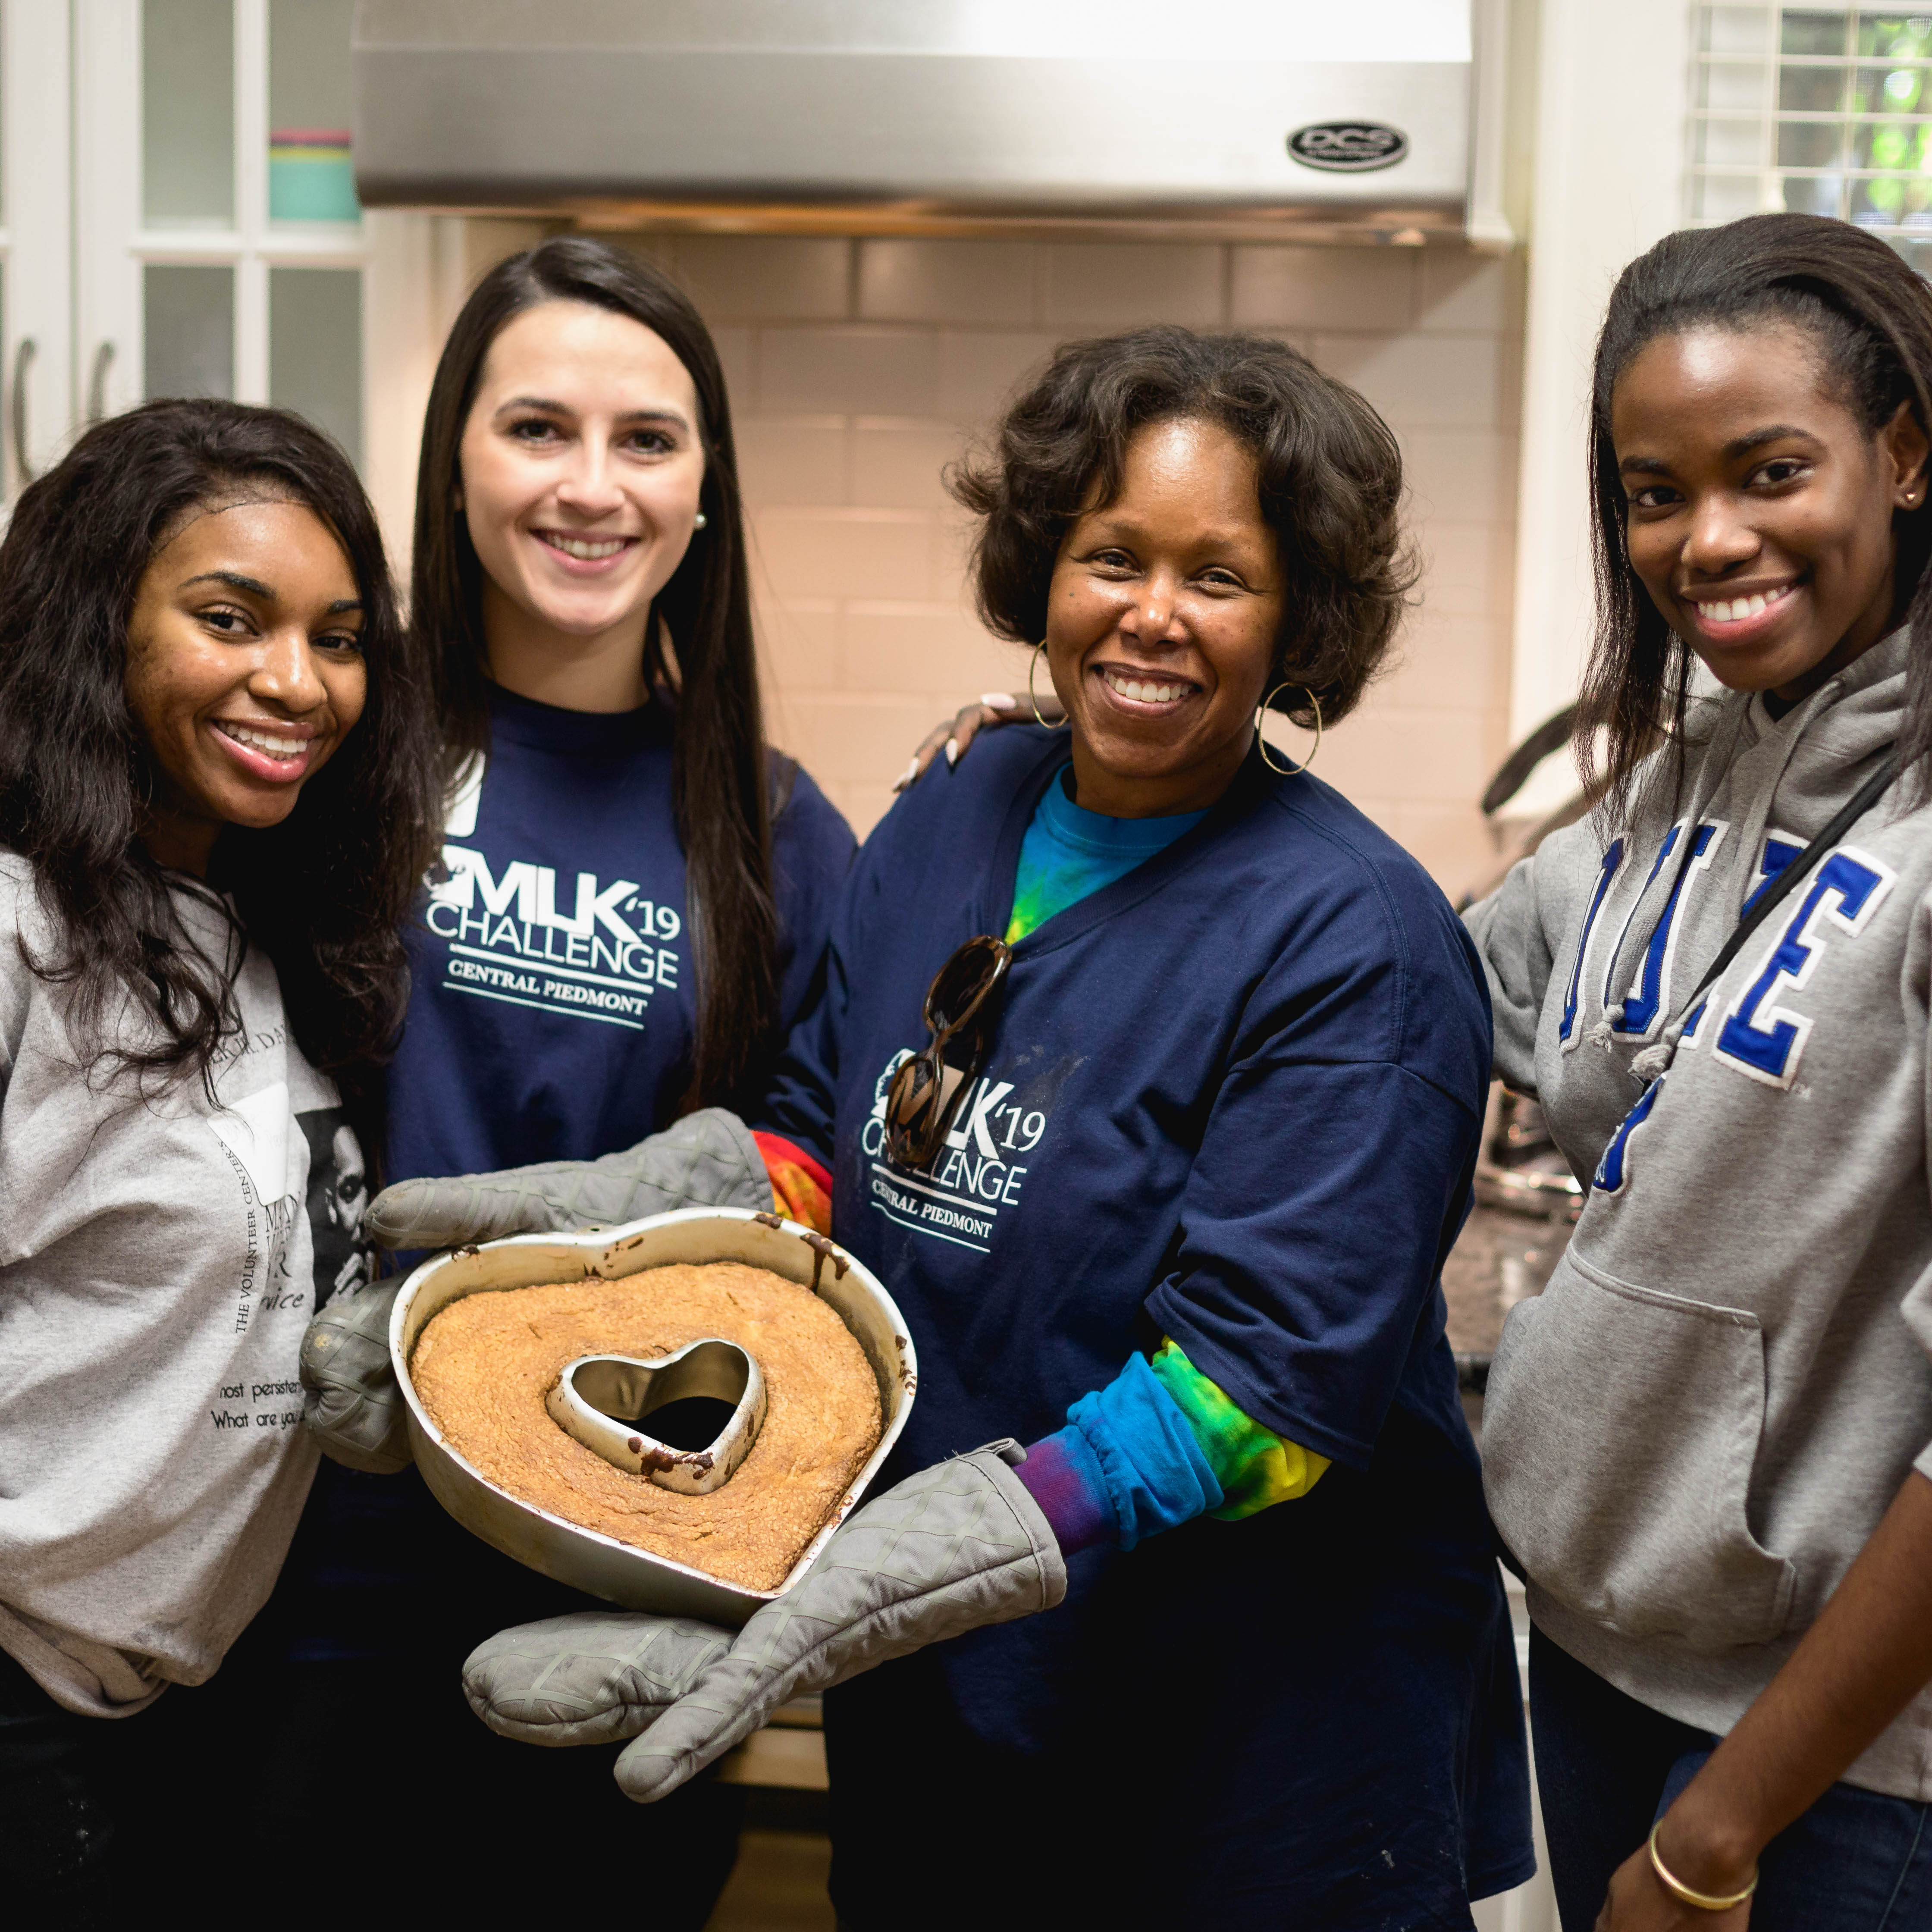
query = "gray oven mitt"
xmin=300 ymin=1109 xmax=775 ymax=1472
xmin=463 ymin=1444 xmax=1066 ymax=1802
xmin=299 ymin=1275 xmax=417 ymax=1473
xmin=362 ymin=1106 xmax=773 ymax=1250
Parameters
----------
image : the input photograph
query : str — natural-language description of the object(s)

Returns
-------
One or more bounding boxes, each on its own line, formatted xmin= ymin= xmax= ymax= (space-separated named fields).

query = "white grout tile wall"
xmin=607 ymin=231 xmax=1524 ymax=888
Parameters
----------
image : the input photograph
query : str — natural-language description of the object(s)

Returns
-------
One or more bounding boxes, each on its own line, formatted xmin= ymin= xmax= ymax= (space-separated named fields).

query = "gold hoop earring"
xmin=1258 ymin=684 xmax=1323 ymax=776
xmin=1028 ymin=643 xmax=1059 ymax=728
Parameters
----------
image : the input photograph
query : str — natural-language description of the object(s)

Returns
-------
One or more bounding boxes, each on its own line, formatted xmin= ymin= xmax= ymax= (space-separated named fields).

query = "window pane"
xmin=1694 ymin=172 xmax=1766 ymax=220
xmin=1779 ymin=171 xmax=1843 ymax=215
xmin=1780 ymin=63 xmax=1849 ymax=111
xmin=1859 ymin=15 xmax=1932 ymax=59
xmin=1783 ymin=10 xmax=1852 ymax=58
xmin=1850 ymin=173 xmax=1932 ymax=224
xmin=1776 ymin=118 xmax=1844 ymax=164
xmin=1701 ymin=61 xmax=1769 ymax=110
xmin=1851 ymin=119 xmax=1932 ymax=168
xmin=1853 ymin=62 xmax=1930 ymax=113
xmin=145 ymin=265 xmax=233 ymax=398
xmin=270 ymin=267 xmax=360 ymax=467
xmin=269 ymin=0 xmax=359 ymax=222
xmin=1697 ymin=116 xmax=1764 ymax=165
xmin=143 ymin=0 xmax=234 ymax=227
xmin=1703 ymin=7 xmax=1770 ymax=56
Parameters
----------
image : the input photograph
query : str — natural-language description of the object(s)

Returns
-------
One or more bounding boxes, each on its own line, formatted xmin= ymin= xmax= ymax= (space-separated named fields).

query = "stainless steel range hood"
xmin=353 ymin=1 xmax=1488 ymax=244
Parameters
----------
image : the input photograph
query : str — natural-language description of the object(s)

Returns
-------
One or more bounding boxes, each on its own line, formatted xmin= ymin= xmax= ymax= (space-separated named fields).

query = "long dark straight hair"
xmin=1582 ymin=213 xmax=1932 ymax=819
xmin=413 ymin=237 xmax=776 ymax=1107
xmin=0 ymin=398 xmax=442 ymax=1096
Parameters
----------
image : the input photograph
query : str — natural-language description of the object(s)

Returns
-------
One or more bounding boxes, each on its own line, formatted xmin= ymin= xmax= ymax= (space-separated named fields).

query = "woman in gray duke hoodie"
xmin=1472 ymin=214 xmax=1932 ymax=1929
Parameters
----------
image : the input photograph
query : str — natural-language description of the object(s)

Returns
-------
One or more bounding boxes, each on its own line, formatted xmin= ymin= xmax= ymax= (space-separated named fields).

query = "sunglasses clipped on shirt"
xmin=884 ymin=935 xmax=1013 ymax=1170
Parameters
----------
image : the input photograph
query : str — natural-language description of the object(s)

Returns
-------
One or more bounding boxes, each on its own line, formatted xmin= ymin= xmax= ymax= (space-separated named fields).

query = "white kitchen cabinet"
xmin=7 ymin=0 xmax=366 ymax=495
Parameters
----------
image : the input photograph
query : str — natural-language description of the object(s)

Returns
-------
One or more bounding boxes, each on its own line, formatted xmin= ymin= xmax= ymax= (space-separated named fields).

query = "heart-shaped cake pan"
xmin=546 ymin=1337 xmax=768 ymax=1495
xmin=392 ymin=1208 xmax=919 ymax=1625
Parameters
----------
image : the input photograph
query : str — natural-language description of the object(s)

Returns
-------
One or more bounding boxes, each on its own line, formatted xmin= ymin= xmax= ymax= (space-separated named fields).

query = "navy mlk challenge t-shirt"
xmin=385 ymin=683 xmax=855 ymax=1187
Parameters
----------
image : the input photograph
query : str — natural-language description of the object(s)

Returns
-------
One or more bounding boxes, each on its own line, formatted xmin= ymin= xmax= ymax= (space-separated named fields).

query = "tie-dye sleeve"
xmin=1149 ymin=1339 xmax=1331 ymax=1519
xmin=1015 ymin=1341 xmax=1330 ymax=1555
xmin=751 ymin=1131 xmax=834 ymax=1237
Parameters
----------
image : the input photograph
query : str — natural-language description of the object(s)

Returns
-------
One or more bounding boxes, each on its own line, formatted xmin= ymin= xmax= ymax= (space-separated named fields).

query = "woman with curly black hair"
xmin=0 ymin=398 xmax=440 ymax=1904
xmin=384 ymin=325 xmax=1535 ymax=1929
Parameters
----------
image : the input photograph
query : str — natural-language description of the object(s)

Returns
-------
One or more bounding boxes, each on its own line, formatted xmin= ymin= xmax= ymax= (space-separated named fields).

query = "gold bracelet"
xmin=1648 ymin=1822 xmax=1760 ymax=1912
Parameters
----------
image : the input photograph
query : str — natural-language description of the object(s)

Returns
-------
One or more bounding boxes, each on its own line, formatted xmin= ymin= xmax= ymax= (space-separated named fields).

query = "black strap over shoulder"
xmin=1677 ymin=751 xmax=1898 ymax=1026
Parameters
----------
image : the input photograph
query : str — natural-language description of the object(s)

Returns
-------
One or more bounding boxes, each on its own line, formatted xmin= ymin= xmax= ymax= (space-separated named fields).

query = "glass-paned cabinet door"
xmin=77 ymin=0 xmax=364 ymax=460
xmin=270 ymin=265 xmax=359 ymax=464
xmin=143 ymin=0 xmax=233 ymax=228
xmin=145 ymin=263 xmax=234 ymax=399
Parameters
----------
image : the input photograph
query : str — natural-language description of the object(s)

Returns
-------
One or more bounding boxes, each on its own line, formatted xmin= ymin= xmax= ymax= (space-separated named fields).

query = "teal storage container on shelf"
xmin=269 ymin=129 xmax=358 ymax=222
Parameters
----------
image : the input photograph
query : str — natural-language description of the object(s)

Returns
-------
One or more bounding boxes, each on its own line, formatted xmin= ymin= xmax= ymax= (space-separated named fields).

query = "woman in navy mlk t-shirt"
xmin=759 ymin=345 xmax=1530 ymax=1929
xmin=263 ymin=240 xmax=852 ymax=1924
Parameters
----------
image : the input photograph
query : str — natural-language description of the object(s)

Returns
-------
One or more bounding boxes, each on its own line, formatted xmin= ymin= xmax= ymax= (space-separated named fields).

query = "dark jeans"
xmin=0 ymin=1653 xmax=114 ymax=1924
xmin=1530 ymin=1625 xmax=1932 ymax=1932
xmin=0 ymin=1632 xmax=744 ymax=1926
xmin=0 ymin=1649 xmax=238 ymax=1926
xmin=243 ymin=1460 xmax=744 ymax=1927
xmin=824 ymin=1643 xmax=1498 ymax=1932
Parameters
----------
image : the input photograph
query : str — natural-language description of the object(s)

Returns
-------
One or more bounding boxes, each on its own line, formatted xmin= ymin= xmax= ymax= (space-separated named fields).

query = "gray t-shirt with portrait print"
xmin=0 ymin=852 xmax=372 ymax=1716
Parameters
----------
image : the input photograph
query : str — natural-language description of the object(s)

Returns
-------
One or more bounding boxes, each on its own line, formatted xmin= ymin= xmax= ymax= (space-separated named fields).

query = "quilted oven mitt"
xmin=463 ymin=1444 xmax=1067 ymax=1801
xmin=299 ymin=1108 xmax=775 ymax=1472
xmin=361 ymin=1106 xmax=772 ymax=1250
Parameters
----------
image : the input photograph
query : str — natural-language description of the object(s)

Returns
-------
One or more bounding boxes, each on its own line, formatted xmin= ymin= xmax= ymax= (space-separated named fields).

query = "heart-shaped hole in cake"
xmin=545 ymin=1339 xmax=767 ymax=1495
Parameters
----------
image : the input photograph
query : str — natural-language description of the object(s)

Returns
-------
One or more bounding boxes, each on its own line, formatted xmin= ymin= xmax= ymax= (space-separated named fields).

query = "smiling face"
xmin=1045 ymin=415 xmax=1285 ymax=817
xmin=457 ymin=299 xmax=707 ymax=708
xmin=1612 ymin=321 xmax=1929 ymax=700
xmin=124 ymin=496 xmax=367 ymax=876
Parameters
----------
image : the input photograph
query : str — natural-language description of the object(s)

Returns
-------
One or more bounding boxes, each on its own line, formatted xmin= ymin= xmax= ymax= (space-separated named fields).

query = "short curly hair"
xmin=949 ymin=325 xmax=1416 ymax=728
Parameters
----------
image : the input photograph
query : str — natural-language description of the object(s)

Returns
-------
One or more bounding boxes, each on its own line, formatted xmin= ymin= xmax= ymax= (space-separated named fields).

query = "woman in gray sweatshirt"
xmin=1471 ymin=213 xmax=1932 ymax=1929
xmin=0 ymin=400 xmax=440 ymax=1909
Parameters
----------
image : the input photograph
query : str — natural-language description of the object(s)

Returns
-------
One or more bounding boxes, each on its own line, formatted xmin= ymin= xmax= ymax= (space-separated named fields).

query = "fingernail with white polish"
xmin=945 ymin=738 xmax=958 ymax=767
xmin=892 ymin=759 xmax=918 ymax=791
xmin=981 ymin=693 xmax=1016 ymax=710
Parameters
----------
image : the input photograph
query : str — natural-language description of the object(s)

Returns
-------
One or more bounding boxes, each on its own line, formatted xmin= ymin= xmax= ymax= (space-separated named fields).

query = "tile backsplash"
xmin=603 ymin=231 xmax=1523 ymax=893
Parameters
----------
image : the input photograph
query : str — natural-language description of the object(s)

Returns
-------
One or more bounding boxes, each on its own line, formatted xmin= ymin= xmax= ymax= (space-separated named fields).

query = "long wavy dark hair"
xmin=414 ymin=237 xmax=777 ymax=1107
xmin=950 ymin=325 xmax=1418 ymax=730
xmin=0 ymin=398 xmax=442 ymax=1098
xmin=1583 ymin=213 xmax=1932 ymax=818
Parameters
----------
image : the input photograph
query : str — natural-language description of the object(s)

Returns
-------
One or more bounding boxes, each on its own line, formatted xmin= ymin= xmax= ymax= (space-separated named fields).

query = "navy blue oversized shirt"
xmin=761 ymin=727 xmax=1531 ymax=1907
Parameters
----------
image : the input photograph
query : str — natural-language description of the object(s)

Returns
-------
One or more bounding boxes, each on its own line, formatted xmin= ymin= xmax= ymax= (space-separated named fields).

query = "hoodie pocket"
xmin=1482 ymin=1245 xmax=1797 ymax=1651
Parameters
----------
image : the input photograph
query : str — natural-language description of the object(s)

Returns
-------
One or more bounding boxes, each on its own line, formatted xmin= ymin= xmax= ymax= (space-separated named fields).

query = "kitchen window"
xmin=1691 ymin=5 xmax=1932 ymax=273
